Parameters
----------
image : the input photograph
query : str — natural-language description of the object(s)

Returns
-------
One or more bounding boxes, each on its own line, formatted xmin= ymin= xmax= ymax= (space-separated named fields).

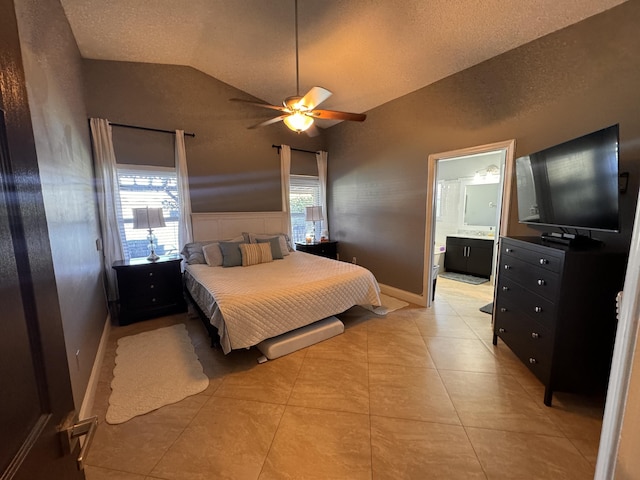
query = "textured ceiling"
xmin=60 ymin=0 xmax=626 ymax=127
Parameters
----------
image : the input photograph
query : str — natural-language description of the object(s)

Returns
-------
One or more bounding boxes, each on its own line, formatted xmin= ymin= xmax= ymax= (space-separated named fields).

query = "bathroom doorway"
xmin=424 ymin=140 xmax=515 ymax=307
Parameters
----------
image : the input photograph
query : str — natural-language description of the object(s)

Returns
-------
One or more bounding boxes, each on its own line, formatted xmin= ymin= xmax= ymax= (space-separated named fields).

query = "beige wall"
xmin=14 ymin=0 xmax=108 ymax=408
xmin=83 ymin=60 xmax=326 ymax=213
xmin=326 ymin=1 xmax=640 ymax=294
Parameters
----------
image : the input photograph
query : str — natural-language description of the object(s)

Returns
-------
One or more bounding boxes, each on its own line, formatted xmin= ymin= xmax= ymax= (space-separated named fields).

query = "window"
xmin=289 ymin=175 xmax=323 ymax=243
xmin=116 ymin=165 xmax=179 ymax=260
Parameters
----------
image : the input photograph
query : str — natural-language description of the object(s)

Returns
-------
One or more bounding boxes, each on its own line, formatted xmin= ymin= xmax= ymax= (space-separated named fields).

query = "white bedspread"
xmin=185 ymin=252 xmax=381 ymax=353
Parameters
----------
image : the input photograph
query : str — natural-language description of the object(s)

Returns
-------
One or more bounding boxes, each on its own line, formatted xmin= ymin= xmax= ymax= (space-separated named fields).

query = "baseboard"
xmin=79 ymin=314 xmax=111 ymax=420
xmin=378 ymin=283 xmax=426 ymax=307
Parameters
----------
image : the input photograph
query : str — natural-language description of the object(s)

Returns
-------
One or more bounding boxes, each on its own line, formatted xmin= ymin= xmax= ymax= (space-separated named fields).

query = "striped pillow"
xmin=240 ymin=242 xmax=273 ymax=267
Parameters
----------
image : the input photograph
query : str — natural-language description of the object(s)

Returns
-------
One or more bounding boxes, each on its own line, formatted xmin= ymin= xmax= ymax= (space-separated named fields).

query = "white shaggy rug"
xmin=106 ymin=324 xmax=209 ymax=424
xmin=366 ymin=293 xmax=410 ymax=315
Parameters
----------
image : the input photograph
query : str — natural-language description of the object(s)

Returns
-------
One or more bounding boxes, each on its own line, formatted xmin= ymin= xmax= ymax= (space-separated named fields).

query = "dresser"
xmin=444 ymin=236 xmax=494 ymax=278
xmin=295 ymin=241 xmax=338 ymax=260
xmin=112 ymin=256 xmax=187 ymax=325
xmin=492 ymin=236 xmax=626 ymax=406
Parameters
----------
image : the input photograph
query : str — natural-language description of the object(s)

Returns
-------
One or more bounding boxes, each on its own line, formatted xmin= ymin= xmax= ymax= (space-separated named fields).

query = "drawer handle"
xmin=150 ymin=284 xmax=155 ymax=289
xmin=498 ymin=327 xmax=505 ymax=333
xmin=502 ymin=286 xmax=509 ymax=292
xmin=529 ymin=357 xmax=537 ymax=364
xmin=534 ymin=306 xmax=542 ymax=313
xmin=504 ymin=264 xmax=511 ymax=270
xmin=537 ymin=279 xmax=546 ymax=286
xmin=505 ymin=248 xmax=512 ymax=253
xmin=531 ymin=332 xmax=540 ymax=339
xmin=500 ymin=307 xmax=507 ymax=313
xmin=152 ymin=298 xmax=156 ymax=303
xmin=539 ymin=258 xmax=549 ymax=265
xmin=149 ymin=272 xmax=154 ymax=277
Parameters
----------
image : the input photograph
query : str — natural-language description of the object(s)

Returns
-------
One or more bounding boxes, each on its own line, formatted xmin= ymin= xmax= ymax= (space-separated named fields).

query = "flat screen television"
xmin=515 ymin=125 xmax=620 ymax=233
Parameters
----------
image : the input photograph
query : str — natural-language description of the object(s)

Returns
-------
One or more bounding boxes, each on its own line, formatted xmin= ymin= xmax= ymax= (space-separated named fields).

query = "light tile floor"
xmin=85 ymin=277 xmax=605 ymax=479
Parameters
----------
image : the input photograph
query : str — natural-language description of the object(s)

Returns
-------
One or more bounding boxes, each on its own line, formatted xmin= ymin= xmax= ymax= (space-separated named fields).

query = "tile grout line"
xmin=256 ymin=346 xmax=309 ymax=479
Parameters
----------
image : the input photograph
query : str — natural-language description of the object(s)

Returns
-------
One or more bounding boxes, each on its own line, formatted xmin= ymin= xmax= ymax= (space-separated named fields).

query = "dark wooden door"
xmin=0 ymin=111 xmax=84 ymax=477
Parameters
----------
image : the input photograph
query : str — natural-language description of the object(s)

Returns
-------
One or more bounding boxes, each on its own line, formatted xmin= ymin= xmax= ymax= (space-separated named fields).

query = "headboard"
xmin=191 ymin=212 xmax=289 ymax=241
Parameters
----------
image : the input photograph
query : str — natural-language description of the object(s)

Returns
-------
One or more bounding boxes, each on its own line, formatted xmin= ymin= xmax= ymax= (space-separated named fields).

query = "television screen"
xmin=515 ymin=125 xmax=619 ymax=233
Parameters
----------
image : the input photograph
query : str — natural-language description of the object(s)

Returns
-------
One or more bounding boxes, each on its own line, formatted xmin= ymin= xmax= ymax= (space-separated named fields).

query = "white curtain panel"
xmin=316 ymin=150 xmax=328 ymax=236
xmin=280 ymin=145 xmax=293 ymax=245
xmin=90 ymin=118 xmax=124 ymax=301
xmin=175 ymin=130 xmax=193 ymax=250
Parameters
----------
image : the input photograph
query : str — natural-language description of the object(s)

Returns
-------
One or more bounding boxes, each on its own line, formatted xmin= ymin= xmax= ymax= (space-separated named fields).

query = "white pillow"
xmin=202 ymin=243 xmax=223 ymax=266
xmin=247 ymin=233 xmax=291 ymax=255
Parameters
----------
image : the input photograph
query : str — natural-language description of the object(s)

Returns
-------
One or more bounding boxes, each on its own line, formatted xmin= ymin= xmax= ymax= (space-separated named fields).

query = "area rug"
xmin=479 ymin=302 xmax=493 ymax=315
xmin=438 ymin=271 xmax=489 ymax=285
xmin=365 ymin=293 xmax=409 ymax=315
xmin=106 ymin=324 xmax=209 ymax=424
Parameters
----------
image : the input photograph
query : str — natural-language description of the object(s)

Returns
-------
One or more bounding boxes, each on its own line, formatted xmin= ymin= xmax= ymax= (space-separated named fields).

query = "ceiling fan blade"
xmin=309 ymin=109 xmax=367 ymax=122
xmin=247 ymin=115 xmax=289 ymax=129
xmin=230 ymin=98 xmax=287 ymax=112
xmin=298 ymin=87 xmax=332 ymax=110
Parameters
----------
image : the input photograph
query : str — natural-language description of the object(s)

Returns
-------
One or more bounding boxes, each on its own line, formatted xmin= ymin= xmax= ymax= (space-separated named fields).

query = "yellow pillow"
xmin=240 ymin=242 xmax=273 ymax=266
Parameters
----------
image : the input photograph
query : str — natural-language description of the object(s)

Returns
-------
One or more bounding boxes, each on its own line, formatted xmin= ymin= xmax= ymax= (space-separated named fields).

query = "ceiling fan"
xmin=230 ymin=0 xmax=366 ymax=135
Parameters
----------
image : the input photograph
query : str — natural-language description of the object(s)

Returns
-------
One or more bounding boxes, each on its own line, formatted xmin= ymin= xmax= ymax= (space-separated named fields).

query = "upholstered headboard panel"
xmin=191 ymin=212 xmax=288 ymax=241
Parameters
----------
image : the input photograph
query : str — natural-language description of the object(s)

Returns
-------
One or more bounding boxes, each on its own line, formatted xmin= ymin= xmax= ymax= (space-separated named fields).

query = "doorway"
xmin=424 ymin=140 xmax=516 ymax=307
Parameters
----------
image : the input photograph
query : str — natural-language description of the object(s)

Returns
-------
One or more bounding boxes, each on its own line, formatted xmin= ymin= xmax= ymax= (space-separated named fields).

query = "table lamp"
xmin=132 ymin=207 xmax=166 ymax=261
xmin=305 ymin=206 xmax=324 ymax=243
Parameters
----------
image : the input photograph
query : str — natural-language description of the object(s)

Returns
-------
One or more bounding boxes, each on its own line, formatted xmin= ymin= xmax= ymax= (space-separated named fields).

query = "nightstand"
xmin=295 ymin=241 xmax=338 ymax=260
xmin=112 ymin=256 xmax=187 ymax=325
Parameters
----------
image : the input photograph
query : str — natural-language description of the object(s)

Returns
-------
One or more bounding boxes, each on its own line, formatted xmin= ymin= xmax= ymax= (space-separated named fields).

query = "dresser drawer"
xmin=494 ymin=309 xmax=553 ymax=383
xmin=496 ymin=278 xmax=557 ymax=329
xmin=118 ymin=265 xmax=164 ymax=284
xmin=123 ymin=288 xmax=174 ymax=309
xmin=500 ymin=255 xmax=560 ymax=302
xmin=502 ymin=241 xmax=563 ymax=274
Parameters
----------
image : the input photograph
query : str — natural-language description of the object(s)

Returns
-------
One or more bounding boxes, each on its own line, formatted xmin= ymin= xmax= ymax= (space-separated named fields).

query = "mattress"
xmin=184 ymin=251 xmax=381 ymax=353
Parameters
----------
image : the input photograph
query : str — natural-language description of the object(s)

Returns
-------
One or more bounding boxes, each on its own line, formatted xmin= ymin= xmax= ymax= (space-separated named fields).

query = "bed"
xmin=182 ymin=212 xmax=381 ymax=354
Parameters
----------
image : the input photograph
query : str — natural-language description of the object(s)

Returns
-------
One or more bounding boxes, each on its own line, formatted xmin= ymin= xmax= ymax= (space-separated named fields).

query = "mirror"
xmin=464 ymin=183 xmax=499 ymax=227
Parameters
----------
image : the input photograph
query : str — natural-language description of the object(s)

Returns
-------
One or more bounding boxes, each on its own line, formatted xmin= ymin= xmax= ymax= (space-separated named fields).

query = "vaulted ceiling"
xmin=60 ymin=0 xmax=627 ymax=128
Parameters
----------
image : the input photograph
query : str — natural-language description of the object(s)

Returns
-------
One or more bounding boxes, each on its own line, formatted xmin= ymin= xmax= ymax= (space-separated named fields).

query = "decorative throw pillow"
xmin=181 ymin=236 xmax=244 ymax=265
xmin=240 ymin=242 xmax=273 ymax=267
xmin=256 ymin=237 xmax=283 ymax=259
xmin=247 ymin=233 xmax=291 ymax=255
xmin=219 ymin=241 xmax=245 ymax=267
xmin=202 ymin=242 xmax=223 ymax=266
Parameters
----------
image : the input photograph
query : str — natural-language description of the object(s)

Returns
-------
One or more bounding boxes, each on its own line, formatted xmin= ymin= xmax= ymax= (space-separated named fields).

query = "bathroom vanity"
xmin=444 ymin=235 xmax=494 ymax=278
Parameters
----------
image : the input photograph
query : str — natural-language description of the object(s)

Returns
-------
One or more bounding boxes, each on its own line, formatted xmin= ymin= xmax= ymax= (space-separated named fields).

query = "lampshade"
xmin=132 ymin=207 xmax=166 ymax=229
xmin=305 ymin=206 xmax=324 ymax=222
xmin=283 ymin=112 xmax=314 ymax=133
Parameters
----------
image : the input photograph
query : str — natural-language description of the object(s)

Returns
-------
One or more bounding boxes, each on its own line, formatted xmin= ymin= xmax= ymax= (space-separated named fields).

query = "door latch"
xmin=58 ymin=411 xmax=98 ymax=470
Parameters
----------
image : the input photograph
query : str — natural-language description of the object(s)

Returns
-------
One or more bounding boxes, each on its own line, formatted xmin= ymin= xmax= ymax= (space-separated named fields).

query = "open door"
xmin=424 ymin=139 xmax=515 ymax=307
xmin=0 ymin=20 xmax=90 ymax=478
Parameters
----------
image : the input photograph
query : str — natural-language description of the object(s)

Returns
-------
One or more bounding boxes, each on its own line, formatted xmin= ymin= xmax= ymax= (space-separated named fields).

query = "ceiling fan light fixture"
xmin=283 ymin=112 xmax=313 ymax=133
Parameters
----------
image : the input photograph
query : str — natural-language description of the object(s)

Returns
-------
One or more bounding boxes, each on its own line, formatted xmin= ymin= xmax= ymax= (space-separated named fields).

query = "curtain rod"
xmin=109 ymin=121 xmax=196 ymax=138
xmin=271 ymin=144 xmax=318 ymax=155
